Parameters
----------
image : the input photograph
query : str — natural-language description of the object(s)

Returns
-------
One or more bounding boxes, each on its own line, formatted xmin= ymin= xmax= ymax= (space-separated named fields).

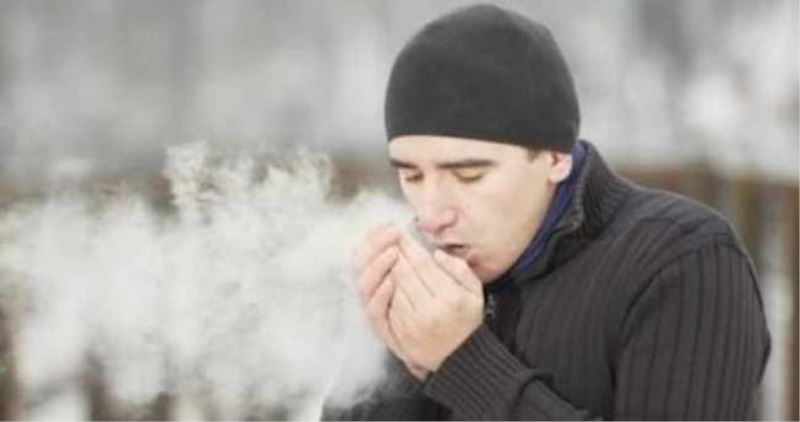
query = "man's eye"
xmin=400 ymin=171 xmax=423 ymax=183
xmin=454 ymin=168 xmax=485 ymax=182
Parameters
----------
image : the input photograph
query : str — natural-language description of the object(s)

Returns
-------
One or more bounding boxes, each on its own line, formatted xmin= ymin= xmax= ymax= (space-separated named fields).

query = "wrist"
xmin=429 ymin=321 xmax=483 ymax=372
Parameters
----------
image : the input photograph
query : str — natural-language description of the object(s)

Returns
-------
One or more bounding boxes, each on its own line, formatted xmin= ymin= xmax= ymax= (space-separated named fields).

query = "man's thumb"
xmin=433 ymin=249 xmax=482 ymax=293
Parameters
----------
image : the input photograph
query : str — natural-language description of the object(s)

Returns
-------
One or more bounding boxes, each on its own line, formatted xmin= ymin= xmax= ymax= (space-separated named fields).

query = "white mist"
xmin=0 ymin=142 xmax=409 ymax=420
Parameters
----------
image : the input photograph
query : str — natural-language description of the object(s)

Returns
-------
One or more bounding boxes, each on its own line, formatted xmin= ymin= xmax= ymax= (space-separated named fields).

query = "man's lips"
xmin=437 ymin=244 xmax=469 ymax=257
xmin=428 ymin=243 xmax=478 ymax=267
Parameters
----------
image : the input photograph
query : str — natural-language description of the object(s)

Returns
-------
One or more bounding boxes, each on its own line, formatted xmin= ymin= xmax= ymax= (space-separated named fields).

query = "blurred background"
xmin=0 ymin=0 xmax=796 ymax=420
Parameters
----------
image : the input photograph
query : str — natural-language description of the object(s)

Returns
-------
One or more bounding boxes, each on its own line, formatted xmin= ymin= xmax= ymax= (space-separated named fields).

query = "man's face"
xmin=389 ymin=135 xmax=568 ymax=283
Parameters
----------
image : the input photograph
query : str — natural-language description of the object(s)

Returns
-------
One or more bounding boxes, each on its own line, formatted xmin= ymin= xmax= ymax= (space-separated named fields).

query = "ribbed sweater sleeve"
xmin=614 ymin=244 xmax=769 ymax=420
xmin=422 ymin=243 xmax=769 ymax=420
xmin=424 ymin=324 xmax=594 ymax=420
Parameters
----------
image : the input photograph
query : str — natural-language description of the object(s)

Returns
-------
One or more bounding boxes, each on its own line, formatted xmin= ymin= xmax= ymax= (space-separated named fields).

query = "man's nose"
xmin=416 ymin=198 xmax=457 ymax=235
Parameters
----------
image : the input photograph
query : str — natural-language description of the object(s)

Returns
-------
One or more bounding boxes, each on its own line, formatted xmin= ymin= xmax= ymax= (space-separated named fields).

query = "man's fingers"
xmin=354 ymin=223 xmax=400 ymax=272
xmin=363 ymin=276 xmax=411 ymax=362
xmin=391 ymin=276 xmax=416 ymax=313
xmin=358 ymin=246 xmax=399 ymax=303
xmin=388 ymin=304 xmax=412 ymax=345
xmin=433 ymin=249 xmax=483 ymax=293
xmin=399 ymin=232 xmax=459 ymax=295
xmin=365 ymin=275 xmax=395 ymax=340
xmin=392 ymin=254 xmax=434 ymax=305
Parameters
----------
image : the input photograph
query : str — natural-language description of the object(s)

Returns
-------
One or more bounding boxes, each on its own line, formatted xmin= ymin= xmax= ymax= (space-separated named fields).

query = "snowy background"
xmin=0 ymin=0 xmax=796 ymax=189
xmin=0 ymin=0 xmax=796 ymax=420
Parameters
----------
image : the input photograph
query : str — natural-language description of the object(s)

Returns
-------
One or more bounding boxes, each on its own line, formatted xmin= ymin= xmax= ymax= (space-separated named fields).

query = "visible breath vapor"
xmin=0 ymin=142 xmax=409 ymax=420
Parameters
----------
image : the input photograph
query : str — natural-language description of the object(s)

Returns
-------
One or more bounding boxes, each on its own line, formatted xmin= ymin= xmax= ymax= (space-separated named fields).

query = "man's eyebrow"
xmin=389 ymin=158 xmax=496 ymax=170
xmin=436 ymin=159 xmax=496 ymax=169
xmin=389 ymin=159 xmax=417 ymax=169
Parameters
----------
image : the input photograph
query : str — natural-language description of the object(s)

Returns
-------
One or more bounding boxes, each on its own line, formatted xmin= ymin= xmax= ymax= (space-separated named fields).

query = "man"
xmin=338 ymin=4 xmax=770 ymax=420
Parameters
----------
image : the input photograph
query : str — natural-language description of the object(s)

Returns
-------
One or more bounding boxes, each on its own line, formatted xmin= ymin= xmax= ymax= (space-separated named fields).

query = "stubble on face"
xmin=389 ymin=136 xmax=559 ymax=283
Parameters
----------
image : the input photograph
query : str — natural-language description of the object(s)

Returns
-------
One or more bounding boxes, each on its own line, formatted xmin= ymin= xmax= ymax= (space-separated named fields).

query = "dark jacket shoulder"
xmin=606 ymin=185 xmax=750 ymax=270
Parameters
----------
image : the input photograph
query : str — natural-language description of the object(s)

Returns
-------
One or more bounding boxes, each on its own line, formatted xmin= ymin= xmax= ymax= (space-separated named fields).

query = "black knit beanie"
xmin=385 ymin=4 xmax=580 ymax=152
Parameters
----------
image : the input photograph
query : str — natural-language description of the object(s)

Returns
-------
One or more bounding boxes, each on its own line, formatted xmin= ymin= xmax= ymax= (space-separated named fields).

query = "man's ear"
xmin=548 ymin=152 xmax=573 ymax=183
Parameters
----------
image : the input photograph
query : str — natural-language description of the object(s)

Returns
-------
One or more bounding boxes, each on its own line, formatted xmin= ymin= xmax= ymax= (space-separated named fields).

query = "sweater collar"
xmin=508 ymin=141 xmax=587 ymax=275
xmin=486 ymin=140 xmax=634 ymax=291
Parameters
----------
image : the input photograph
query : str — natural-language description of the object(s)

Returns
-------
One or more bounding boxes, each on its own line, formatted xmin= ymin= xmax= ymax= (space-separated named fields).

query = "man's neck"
xmin=485 ymin=141 xmax=587 ymax=291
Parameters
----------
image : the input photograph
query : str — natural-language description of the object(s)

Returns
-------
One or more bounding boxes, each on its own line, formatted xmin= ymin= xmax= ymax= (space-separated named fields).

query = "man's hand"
xmin=354 ymin=223 xmax=431 ymax=381
xmin=387 ymin=233 xmax=484 ymax=372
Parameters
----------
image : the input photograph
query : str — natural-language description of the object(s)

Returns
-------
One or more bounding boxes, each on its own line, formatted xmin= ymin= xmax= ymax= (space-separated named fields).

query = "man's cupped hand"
xmin=355 ymin=224 xmax=484 ymax=381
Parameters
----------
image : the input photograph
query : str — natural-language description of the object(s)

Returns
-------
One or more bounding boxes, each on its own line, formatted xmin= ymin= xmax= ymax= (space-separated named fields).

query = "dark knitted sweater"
xmin=328 ymin=141 xmax=771 ymax=420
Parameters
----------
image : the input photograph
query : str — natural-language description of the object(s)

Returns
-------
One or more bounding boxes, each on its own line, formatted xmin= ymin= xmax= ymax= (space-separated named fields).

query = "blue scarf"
xmin=508 ymin=141 xmax=586 ymax=276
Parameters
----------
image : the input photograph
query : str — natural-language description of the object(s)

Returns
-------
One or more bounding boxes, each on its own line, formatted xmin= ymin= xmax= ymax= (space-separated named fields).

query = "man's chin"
xmin=472 ymin=259 xmax=515 ymax=285
xmin=470 ymin=262 xmax=496 ymax=285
